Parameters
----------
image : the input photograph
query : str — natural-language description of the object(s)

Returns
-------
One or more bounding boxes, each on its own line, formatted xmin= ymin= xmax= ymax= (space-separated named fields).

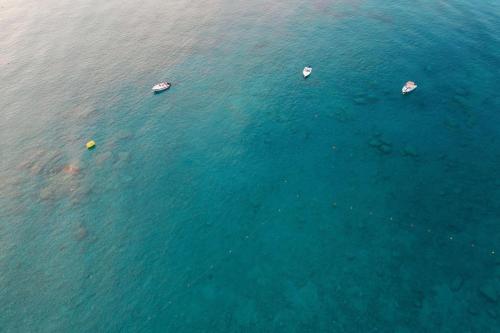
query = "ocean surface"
xmin=1 ymin=0 xmax=499 ymax=331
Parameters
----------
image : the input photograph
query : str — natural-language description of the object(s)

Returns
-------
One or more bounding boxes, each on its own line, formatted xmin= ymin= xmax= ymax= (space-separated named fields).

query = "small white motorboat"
xmin=152 ymin=82 xmax=171 ymax=92
xmin=303 ymin=66 xmax=312 ymax=78
xmin=402 ymin=81 xmax=417 ymax=94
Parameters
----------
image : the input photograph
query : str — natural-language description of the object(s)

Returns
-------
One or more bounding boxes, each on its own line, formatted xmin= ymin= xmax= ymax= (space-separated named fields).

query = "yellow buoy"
xmin=86 ymin=140 xmax=96 ymax=149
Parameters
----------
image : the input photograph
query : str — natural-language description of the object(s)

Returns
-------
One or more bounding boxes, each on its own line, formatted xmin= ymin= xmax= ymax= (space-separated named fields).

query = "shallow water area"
xmin=1 ymin=0 xmax=499 ymax=331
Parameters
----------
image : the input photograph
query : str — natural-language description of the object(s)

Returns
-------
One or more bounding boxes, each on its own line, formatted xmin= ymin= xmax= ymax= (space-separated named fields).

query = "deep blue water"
xmin=1 ymin=0 xmax=499 ymax=331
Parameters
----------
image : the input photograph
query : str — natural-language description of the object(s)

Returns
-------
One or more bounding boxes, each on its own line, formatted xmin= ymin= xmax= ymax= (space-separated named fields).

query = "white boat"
xmin=152 ymin=82 xmax=171 ymax=92
xmin=303 ymin=66 xmax=312 ymax=78
xmin=402 ymin=81 xmax=417 ymax=94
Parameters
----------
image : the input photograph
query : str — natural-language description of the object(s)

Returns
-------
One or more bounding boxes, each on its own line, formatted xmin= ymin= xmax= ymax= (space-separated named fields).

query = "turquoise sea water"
xmin=1 ymin=0 xmax=499 ymax=331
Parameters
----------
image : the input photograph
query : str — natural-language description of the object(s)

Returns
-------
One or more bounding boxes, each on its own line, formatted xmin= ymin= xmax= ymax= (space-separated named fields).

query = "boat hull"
xmin=152 ymin=87 xmax=169 ymax=92
xmin=152 ymin=83 xmax=171 ymax=92
xmin=303 ymin=67 xmax=312 ymax=78
xmin=402 ymin=85 xmax=417 ymax=94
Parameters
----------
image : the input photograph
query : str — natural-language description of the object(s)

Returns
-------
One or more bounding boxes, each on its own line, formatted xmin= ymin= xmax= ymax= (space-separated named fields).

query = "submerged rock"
xmin=334 ymin=108 xmax=354 ymax=122
xmin=368 ymin=135 xmax=393 ymax=154
xmin=114 ymin=130 xmax=134 ymax=141
xmin=450 ymin=276 xmax=463 ymax=292
xmin=41 ymin=151 xmax=64 ymax=175
xmin=467 ymin=303 xmax=479 ymax=316
xmin=379 ymin=144 xmax=392 ymax=154
xmin=366 ymin=94 xmax=379 ymax=104
xmin=73 ymin=106 xmax=98 ymax=121
xmin=455 ymin=86 xmax=469 ymax=97
xmin=444 ymin=118 xmax=459 ymax=129
xmin=369 ymin=138 xmax=382 ymax=147
xmin=452 ymin=95 xmax=470 ymax=109
xmin=368 ymin=133 xmax=392 ymax=154
xmin=76 ymin=226 xmax=88 ymax=241
xmin=353 ymin=96 xmax=367 ymax=105
xmin=346 ymin=253 xmax=356 ymax=261
xmin=479 ymin=281 xmax=498 ymax=302
xmin=413 ymin=297 xmax=423 ymax=309
xmin=29 ymin=162 xmax=43 ymax=175
xmin=117 ymin=152 xmax=130 ymax=162
xmin=39 ymin=186 xmax=56 ymax=201
xmin=62 ymin=165 xmax=80 ymax=175
xmin=95 ymin=151 xmax=112 ymax=165
xmin=402 ymin=145 xmax=418 ymax=157
xmin=487 ymin=308 xmax=498 ymax=319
